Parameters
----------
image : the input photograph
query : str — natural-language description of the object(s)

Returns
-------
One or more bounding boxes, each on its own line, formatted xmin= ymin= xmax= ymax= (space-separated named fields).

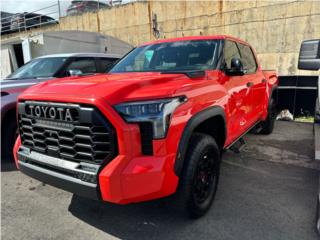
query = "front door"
xmin=237 ymin=43 xmax=266 ymax=124
xmin=222 ymin=40 xmax=251 ymax=143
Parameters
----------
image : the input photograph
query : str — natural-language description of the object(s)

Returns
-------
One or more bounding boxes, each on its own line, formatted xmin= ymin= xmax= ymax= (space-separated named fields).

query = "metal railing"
xmin=1 ymin=3 xmax=60 ymax=34
xmin=65 ymin=0 xmax=124 ymax=16
xmin=0 ymin=0 xmax=139 ymax=35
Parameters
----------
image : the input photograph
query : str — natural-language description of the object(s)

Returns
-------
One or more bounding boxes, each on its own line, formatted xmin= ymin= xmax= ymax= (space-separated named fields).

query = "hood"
xmin=21 ymin=72 xmax=205 ymax=105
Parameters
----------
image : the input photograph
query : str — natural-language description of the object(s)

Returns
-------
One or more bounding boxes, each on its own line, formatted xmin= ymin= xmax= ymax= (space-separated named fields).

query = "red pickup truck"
xmin=14 ymin=35 xmax=278 ymax=217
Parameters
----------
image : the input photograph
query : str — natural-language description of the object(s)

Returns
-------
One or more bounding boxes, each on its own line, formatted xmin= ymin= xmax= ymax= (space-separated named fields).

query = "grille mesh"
xmin=18 ymin=102 xmax=117 ymax=165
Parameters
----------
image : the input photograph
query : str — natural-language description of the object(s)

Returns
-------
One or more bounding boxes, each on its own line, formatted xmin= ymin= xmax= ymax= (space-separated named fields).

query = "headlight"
xmin=114 ymin=96 xmax=187 ymax=139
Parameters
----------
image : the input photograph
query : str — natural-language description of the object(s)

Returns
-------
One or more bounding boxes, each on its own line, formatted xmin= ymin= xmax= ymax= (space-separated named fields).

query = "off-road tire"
xmin=174 ymin=133 xmax=221 ymax=218
xmin=260 ymin=98 xmax=276 ymax=134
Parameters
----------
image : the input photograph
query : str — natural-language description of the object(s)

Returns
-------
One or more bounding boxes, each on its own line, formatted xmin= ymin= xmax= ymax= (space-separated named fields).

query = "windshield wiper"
xmin=4 ymin=78 xmax=19 ymax=80
xmin=5 ymin=76 xmax=54 ymax=80
xmin=5 ymin=77 xmax=35 ymax=80
xmin=160 ymin=70 xmax=206 ymax=78
xmin=35 ymin=76 xmax=52 ymax=79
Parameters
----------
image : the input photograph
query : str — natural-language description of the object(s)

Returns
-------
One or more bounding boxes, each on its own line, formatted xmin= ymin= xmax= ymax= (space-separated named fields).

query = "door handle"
xmin=246 ymin=82 xmax=253 ymax=88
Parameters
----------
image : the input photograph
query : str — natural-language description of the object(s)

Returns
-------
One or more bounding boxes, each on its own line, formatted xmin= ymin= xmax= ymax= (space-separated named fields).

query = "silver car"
xmin=1 ymin=53 xmax=121 ymax=161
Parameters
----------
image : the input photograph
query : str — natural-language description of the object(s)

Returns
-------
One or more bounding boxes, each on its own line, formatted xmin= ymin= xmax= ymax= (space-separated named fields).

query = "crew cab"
xmin=13 ymin=35 xmax=278 ymax=217
xmin=1 ymin=53 xmax=121 ymax=160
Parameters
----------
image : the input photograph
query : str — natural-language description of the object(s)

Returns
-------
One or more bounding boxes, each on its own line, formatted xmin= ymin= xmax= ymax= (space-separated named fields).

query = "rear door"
xmin=237 ymin=43 xmax=266 ymax=122
xmin=222 ymin=40 xmax=251 ymax=142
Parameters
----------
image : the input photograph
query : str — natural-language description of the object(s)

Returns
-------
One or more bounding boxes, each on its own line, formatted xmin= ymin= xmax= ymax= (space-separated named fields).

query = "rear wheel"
xmin=174 ymin=133 xmax=221 ymax=218
xmin=260 ymin=98 xmax=276 ymax=134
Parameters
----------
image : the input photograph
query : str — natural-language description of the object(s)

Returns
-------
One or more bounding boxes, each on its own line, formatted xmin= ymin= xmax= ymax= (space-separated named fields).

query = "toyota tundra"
xmin=13 ymin=35 xmax=278 ymax=217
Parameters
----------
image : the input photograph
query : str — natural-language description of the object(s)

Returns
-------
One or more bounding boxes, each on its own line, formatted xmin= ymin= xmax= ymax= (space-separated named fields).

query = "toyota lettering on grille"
xmin=26 ymin=104 xmax=76 ymax=122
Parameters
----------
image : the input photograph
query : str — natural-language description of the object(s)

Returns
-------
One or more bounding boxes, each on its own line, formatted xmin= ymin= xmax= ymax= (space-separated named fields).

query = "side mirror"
xmin=225 ymin=57 xmax=246 ymax=76
xmin=298 ymin=39 xmax=320 ymax=71
xmin=68 ymin=69 xmax=83 ymax=76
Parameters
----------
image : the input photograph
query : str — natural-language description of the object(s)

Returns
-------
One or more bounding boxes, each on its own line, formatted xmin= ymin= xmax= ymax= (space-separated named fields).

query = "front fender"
xmin=174 ymin=106 xmax=226 ymax=176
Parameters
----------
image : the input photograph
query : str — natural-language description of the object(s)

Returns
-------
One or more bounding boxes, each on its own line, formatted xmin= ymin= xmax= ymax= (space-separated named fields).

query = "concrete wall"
xmin=2 ymin=0 xmax=320 ymax=75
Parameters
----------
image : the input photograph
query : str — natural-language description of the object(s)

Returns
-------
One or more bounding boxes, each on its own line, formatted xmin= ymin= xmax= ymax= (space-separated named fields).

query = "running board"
xmin=253 ymin=123 xmax=263 ymax=133
xmin=229 ymin=138 xmax=246 ymax=153
xmin=225 ymin=121 xmax=260 ymax=152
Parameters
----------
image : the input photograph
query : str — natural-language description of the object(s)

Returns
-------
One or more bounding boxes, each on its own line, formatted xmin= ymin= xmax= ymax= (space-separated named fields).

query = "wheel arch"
xmin=1 ymin=105 xmax=17 ymax=131
xmin=1 ymin=105 xmax=17 ymax=157
xmin=263 ymin=85 xmax=277 ymax=119
xmin=268 ymin=85 xmax=278 ymax=111
xmin=174 ymin=106 xmax=226 ymax=177
xmin=269 ymin=85 xmax=277 ymax=101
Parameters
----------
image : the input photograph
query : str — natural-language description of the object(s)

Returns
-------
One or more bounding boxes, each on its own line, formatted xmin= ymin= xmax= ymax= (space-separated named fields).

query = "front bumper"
xmin=15 ymin=136 xmax=179 ymax=204
xmin=14 ymin=96 xmax=182 ymax=204
xmin=19 ymin=161 xmax=99 ymax=199
xmin=17 ymin=145 xmax=100 ymax=200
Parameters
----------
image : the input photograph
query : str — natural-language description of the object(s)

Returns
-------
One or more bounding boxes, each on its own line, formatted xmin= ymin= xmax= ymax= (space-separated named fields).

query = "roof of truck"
xmin=140 ymin=35 xmax=250 ymax=47
xmin=37 ymin=53 xmax=122 ymax=59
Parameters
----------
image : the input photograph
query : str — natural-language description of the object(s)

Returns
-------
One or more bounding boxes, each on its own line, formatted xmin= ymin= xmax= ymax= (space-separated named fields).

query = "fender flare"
xmin=269 ymin=85 xmax=278 ymax=101
xmin=261 ymin=85 xmax=278 ymax=121
xmin=268 ymin=85 xmax=278 ymax=110
xmin=174 ymin=106 xmax=226 ymax=176
xmin=1 ymin=101 xmax=17 ymax=130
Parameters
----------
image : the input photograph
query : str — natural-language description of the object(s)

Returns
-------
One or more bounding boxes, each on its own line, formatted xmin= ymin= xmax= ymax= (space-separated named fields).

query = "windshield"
xmin=110 ymin=40 xmax=219 ymax=73
xmin=6 ymin=57 xmax=67 ymax=79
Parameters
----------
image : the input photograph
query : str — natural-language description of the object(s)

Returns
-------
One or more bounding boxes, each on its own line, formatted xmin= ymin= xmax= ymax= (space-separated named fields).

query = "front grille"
xmin=18 ymin=101 xmax=117 ymax=165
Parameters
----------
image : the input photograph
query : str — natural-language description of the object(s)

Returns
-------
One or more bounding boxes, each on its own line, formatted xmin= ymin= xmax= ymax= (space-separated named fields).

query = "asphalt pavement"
xmin=1 ymin=121 xmax=320 ymax=240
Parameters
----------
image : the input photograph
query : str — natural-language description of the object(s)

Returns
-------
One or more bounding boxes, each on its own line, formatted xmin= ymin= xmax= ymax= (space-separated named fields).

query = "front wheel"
xmin=174 ymin=133 xmax=221 ymax=218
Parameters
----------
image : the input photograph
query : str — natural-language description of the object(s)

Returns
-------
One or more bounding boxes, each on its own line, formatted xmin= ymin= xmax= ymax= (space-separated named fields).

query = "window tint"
xmin=100 ymin=58 xmax=119 ymax=72
xmin=223 ymin=41 xmax=241 ymax=69
xmin=67 ymin=58 xmax=96 ymax=73
xmin=237 ymin=44 xmax=257 ymax=73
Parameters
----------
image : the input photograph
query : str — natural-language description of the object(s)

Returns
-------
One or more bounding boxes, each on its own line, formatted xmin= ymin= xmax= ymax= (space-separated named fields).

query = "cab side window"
xmin=223 ymin=40 xmax=241 ymax=69
xmin=237 ymin=43 xmax=258 ymax=73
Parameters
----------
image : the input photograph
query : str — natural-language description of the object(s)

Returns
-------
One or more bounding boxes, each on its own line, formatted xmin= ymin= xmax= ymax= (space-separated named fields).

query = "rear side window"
xmin=99 ymin=58 xmax=119 ymax=72
xmin=223 ymin=40 xmax=241 ymax=69
xmin=237 ymin=43 xmax=258 ymax=73
xmin=66 ymin=58 xmax=97 ymax=73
